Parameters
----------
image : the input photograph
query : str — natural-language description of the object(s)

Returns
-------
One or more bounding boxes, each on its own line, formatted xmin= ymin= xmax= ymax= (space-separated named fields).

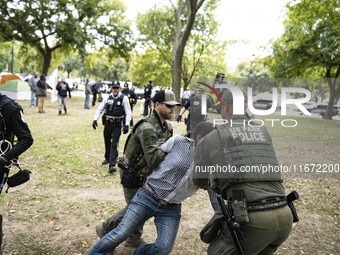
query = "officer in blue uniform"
xmin=121 ymin=82 xmax=138 ymax=127
xmin=92 ymin=81 xmax=132 ymax=173
xmin=177 ymin=88 xmax=215 ymax=135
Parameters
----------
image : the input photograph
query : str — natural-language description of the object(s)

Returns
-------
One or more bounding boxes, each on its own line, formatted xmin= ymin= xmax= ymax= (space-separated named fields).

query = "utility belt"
xmin=227 ymin=190 xmax=287 ymax=224
xmin=247 ymin=196 xmax=287 ymax=212
xmin=200 ymin=190 xmax=295 ymax=245
xmin=103 ymin=115 xmax=123 ymax=125
xmin=143 ymin=183 xmax=167 ymax=205
xmin=107 ymin=118 xmax=122 ymax=124
xmin=119 ymin=161 xmax=144 ymax=189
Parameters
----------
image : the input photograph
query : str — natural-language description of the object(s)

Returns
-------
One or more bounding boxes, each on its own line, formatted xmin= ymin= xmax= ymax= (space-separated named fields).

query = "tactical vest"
xmin=210 ymin=119 xmax=281 ymax=196
xmin=105 ymin=94 xmax=125 ymax=118
xmin=124 ymin=113 xmax=172 ymax=170
xmin=122 ymin=90 xmax=134 ymax=104
xmin=144 ymin=85 xmax=152 ymax=99
xmin=190 ymin=95 xmax=205 ymax=123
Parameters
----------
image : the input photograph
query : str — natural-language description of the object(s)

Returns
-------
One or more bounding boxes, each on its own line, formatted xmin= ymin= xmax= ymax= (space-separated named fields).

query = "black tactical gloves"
xmin=92 ymin=120 xmax=98 ymax=130
xmin=177 ymin=115 xmax=182 ymax=122
xmin=123 ymin=125 xmax=129 ymax=134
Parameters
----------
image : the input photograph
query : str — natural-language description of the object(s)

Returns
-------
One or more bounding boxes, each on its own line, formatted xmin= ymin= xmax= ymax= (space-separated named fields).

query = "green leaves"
xmin=0 ymin=0 xmax=134 ymax=74
xmin=134 ymin=0 xmax=226 ymax=88
xmin=268 ymin=0 xmax=340 ymax=119
xmin=270 ymin=0 xmax=340 ymax=78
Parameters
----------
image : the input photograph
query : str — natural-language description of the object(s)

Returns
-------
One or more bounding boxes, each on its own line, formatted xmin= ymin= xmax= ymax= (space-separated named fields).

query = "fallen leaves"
xmin=81 ymin=240 xmax=88 ymax=248
xmin=48 ymin=218 xmax=54 ymax=227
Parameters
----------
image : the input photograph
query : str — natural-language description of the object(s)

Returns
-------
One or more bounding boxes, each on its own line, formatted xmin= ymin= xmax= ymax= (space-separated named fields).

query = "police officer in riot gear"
xmin=92 ymin=80 xmax=132 ymax=173
xmin=121 ymin=82 xmax=138 ymax=127
xmin=0 ymin=93 xmax=33 ymax=254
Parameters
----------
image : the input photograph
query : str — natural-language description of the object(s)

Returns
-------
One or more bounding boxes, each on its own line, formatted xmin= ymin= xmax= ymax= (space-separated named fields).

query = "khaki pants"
xmin=38 ymin=96 xmax=45 ymax=112
xmin=208 ymin=206 xmax=293 ymax=255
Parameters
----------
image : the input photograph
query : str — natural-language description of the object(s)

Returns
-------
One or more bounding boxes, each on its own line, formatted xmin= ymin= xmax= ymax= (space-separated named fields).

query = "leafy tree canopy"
xmin=268 ymin=0 xmax=340 ymax=119
xmin=135 ymin=0 xmax=226 ymax=90
xmin=0 ymin=0 xmax=134 ymax=75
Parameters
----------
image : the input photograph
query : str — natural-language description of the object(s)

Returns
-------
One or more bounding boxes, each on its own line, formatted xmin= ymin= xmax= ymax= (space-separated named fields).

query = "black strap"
xmin=232 ymin=190 xmax=244 ymax=202
xmin=247 ymin=196 xmax=286 ymax=206
xmin=123 ymin=119 xmax=144 ymax=154
xmin=247 ymin=197 xmax=287 ymax=213
xmin=247 ymin=202 xmax=287 ymax=213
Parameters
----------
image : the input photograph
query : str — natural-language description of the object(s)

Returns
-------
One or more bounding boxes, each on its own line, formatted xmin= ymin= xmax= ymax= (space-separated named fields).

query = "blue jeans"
xmin=30 ymin=91 xmax=38 ymax=106
xmin=88 ymin=189 xmax=181 ymax=255
xmin=84 ymin=94 xmax=90 ymax=108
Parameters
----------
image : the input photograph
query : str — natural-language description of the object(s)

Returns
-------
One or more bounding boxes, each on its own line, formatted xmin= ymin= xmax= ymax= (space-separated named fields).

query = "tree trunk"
xmin=172 ymin=48 xmax=185 ymax=102
xmin=324 ymin=85 xmax=336 ymax=119
xmin=323 ymin=66 xmax=340 ymax=119
xmin=183 ymin=77 xmax=189 ymax=91
xmin=172 ymin=53 xmax=183 ymax=119
xmin=42 ymin=51 xmax=52 ymax=75
xmin=170 ymin=0 xmax=205 ymax=118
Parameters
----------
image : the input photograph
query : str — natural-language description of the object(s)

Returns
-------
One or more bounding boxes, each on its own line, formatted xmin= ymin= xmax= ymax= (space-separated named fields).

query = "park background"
xmin=0 ymin=96 xmax=338 ymax=254
xmin=0 ymin=0 xmax=339 ymax=254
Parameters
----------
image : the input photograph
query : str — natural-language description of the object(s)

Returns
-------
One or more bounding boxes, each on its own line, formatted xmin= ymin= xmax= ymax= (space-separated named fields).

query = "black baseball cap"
xmin=152 ymin=90 xmax=181 ymax=106
xmin=112 ymin=80 xmax=120 ymax=88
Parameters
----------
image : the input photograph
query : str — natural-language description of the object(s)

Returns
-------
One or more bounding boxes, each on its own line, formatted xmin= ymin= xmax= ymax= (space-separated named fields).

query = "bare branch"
xmin=188 ymin=44 xmax=204 ymax=83
xmin=179 ymin=0 xmax=187 ymax=13
xmin=36 ymin=44 xmax=46 ymax=57
xmin=196 ymin=0 xmax=205 ymax=12
xmin=168 ymin=0 xmax=176 ymax=11
xmin=178 ymin=1 xmax=197 ymax=49
xmin=156 ymin=45 xmax=172 ymax=67
xmin=182 ymin=43 xmax=204 ymax=85
xmin=40 ymin=29 xmax=50 ymax=51
xmin=50 ymin=44 xmax=62 ymax=52
xmin=34 ymin=31 xmax=57 ymax=43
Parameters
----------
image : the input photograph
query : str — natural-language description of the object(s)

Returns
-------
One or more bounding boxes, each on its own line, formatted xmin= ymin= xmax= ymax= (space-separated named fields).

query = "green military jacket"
xmin=193 ymin=115 xmax=285 ymax=202
xmin=125 ymin=110 xmax=173 ymax=171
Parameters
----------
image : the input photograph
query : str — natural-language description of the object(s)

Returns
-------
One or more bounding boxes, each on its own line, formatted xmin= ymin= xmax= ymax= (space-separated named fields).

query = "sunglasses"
xmin=112 ymin=87 xmax=120 ymax=90
xmin=164 ymin=104 xmax=175 ymax=109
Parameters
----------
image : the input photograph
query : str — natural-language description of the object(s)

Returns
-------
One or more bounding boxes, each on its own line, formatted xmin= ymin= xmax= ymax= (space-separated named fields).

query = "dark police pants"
xmin=92 ymin=92 xmax=97 ymax=106
xmin=104 ymin=121 xmax=122 ymax=167
xmin=143 ymin=98 xmax=151 ymax=116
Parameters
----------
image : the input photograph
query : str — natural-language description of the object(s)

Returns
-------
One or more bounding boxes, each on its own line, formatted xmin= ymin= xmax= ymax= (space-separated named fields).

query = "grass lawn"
xmin=1 ymin=94 xmax=339 ymax=254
